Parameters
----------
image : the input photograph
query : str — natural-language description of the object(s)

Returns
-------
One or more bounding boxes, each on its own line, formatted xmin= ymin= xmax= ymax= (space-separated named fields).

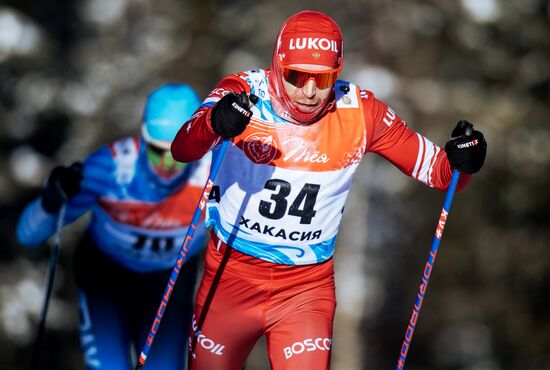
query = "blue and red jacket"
xmin=17 ymin=136 xmax=211 ymax=272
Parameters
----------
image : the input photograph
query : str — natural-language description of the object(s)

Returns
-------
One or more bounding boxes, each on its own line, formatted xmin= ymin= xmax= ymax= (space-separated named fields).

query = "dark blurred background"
xmin=1 ymin=0 xmax=549 ymax=369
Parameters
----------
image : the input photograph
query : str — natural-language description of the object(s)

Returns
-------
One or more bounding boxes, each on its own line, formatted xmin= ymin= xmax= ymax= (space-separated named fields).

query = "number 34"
xmin=258 ymin=179 xmax=320 ymax=224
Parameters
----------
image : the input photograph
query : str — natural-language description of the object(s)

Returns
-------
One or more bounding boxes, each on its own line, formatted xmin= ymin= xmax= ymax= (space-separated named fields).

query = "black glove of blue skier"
xmin=210 ymin=92 xmax=259 ymax=139
xmin=444 ymin=120 xmax=487 ymax=174
xmin=41 ymin=162 xmax=83 ymax=213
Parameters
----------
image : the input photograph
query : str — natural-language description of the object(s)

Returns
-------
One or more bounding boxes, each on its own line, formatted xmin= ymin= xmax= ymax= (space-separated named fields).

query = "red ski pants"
xmin=188 ymin=234 xmax=336 ymax=370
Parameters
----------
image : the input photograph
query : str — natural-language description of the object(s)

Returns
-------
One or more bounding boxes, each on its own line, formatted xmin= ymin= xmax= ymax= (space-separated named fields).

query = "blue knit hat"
xmin=141 ymin=84 xmax=201 ymax=149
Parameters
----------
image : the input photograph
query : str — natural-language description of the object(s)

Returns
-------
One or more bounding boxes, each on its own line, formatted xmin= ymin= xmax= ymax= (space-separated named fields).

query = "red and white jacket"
xmin=172 ymin=69 xmax=470 ymax=265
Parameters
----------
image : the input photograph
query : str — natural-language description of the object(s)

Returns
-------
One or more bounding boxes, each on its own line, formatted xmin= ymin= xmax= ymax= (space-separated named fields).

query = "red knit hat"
xmin=275 ymin=10 xmax=343 ymax=68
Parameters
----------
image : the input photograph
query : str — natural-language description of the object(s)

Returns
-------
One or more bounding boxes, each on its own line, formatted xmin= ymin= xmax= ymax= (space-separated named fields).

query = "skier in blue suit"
xmin=17 ymin=84 xmax=210 ymax=369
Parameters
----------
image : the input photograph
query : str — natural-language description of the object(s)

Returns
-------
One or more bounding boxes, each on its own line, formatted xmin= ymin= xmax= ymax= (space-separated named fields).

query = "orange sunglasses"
xmin=280 ymin=65 xmax=340 ymax=89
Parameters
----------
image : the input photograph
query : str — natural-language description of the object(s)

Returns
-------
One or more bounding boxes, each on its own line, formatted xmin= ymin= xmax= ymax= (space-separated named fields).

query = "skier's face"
xmin=146 ymin=143 xmax=186 ymax=179
xmin=282 ymin=64 xmax=334 ymax=113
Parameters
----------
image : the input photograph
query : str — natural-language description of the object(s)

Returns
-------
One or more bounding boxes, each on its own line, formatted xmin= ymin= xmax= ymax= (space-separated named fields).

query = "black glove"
xmin=444 ymin=120 xmax=487 ymax=174
xmin=211 ymin=92 xmax=259 ymax=139
xmin=41 ymin=162 xmax=84 ymax=213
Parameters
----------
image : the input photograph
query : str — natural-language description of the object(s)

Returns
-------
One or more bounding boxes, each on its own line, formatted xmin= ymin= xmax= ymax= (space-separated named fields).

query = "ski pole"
xmin=189 ymin=241 xmax=232 ymax=360
xmin=31 ymin=204 xmax=66 ymax=370
xmin=135 ymin=139 xmax=230 ymax=370
xmin=396 ymin=169 xmax=461 ymax=370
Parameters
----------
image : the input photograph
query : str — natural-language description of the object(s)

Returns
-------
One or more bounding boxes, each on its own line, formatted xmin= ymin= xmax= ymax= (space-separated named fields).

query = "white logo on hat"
xmin=289 ymin=38 xmax=339 ymax=52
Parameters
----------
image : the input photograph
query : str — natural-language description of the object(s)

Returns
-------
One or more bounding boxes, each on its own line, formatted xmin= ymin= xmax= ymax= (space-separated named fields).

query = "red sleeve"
xmin=362 ymin=92 xmax=471 ymax=191
xmin=171 ymin=74 xmax=250 ymax=163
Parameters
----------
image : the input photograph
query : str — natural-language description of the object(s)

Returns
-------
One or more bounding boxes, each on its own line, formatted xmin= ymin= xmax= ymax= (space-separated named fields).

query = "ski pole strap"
xmin=136 ymin=139 xmax=230 ymax=370
xmin=396 ymin=169 xmax=460 ymax=370
xmin=53 ymin=203 xmax=65 ymax=245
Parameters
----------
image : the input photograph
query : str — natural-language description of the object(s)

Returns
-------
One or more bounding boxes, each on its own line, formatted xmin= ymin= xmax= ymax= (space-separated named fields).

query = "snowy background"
xmin=1 ymin=0 xmax=549 ymax=369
